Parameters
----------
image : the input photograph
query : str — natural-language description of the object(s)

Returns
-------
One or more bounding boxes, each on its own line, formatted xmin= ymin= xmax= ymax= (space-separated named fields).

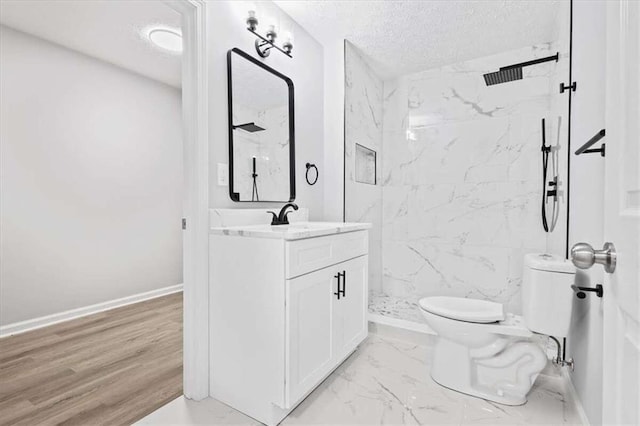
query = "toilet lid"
xmin=419 ymin=296 xmax=505 ymax=323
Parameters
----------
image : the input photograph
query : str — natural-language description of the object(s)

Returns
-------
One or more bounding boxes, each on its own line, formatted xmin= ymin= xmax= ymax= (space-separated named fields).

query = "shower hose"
xmin=541 ymin=118 xmax=557 ymax=233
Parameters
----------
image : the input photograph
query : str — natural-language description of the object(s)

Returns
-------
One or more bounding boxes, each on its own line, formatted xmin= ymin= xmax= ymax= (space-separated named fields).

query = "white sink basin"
xmin=210 ymin=221 xmax=371 ymax=240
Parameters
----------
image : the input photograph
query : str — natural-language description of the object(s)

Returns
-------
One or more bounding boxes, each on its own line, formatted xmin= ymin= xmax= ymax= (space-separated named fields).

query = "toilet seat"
xmin=419 ymin=296 xmax=505 ymax=323
xmin=419 ymin=297 xmax=533 ymax=338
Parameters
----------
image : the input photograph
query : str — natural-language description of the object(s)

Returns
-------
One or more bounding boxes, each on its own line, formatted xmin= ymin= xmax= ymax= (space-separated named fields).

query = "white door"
xmin=602 ymin=1 xmax=640 ymax=424
xmin=285 ymin=266 xmax=336 ymax=408
xmin=332 ymin=256 xmax=368 ymax=360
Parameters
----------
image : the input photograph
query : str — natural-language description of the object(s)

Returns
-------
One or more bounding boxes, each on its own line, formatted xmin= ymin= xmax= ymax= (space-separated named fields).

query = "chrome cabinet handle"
xmin=570 ymin=242 xmax=617 ymax=273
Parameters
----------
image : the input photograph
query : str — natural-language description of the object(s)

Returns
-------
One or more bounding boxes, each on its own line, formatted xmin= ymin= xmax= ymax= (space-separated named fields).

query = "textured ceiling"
xmin=275 ymin=0 xmax=562 ymax=79
xmin=0 ymin=0 xmax=181 ymax=88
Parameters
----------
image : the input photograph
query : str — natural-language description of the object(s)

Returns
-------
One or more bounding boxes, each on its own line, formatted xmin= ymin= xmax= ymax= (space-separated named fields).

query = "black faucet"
xmin=267 ymin=203 xmax=299 ymax=225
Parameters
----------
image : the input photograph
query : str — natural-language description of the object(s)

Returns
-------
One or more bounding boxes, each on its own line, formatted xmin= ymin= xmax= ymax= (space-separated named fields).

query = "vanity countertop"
xmin=210 ymin=221 xmax=371 ymax=241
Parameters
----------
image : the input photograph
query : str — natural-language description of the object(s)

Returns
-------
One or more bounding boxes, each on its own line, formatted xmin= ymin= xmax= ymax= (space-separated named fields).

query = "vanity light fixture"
xmin=146 ymin=27 xmax=183 ymax=53
xmin=245 ymin=9 xmax=293 ymax=58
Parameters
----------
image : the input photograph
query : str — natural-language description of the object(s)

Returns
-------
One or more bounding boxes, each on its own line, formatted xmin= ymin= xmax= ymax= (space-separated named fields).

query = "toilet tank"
xmin=522 ymin=254 xmax=576 ymax=337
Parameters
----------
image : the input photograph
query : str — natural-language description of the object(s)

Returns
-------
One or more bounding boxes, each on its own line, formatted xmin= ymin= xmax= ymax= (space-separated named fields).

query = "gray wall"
xmin=0 ymin=26 xmax=183 ymax=326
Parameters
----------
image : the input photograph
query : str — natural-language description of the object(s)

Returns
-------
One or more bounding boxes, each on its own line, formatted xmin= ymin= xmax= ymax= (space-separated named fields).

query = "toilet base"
xmin=429 ymin=336 xmax=547 ymax=406
xmin=430 ymin=373 xmax=527 ymax=406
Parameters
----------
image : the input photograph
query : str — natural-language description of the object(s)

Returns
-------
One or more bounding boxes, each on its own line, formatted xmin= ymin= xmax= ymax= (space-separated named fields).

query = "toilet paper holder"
xmin=571 ymin=284 xmax=603 ymax=299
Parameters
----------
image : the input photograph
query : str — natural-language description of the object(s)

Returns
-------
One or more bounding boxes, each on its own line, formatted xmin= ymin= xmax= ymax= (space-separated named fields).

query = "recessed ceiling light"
xmin=147 ymin=27 xmax=182 ymax=53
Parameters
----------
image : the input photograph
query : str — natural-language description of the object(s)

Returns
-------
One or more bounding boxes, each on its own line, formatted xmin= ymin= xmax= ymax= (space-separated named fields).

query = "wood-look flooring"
xmin=0 ymin=292 xmax=183 ymax=426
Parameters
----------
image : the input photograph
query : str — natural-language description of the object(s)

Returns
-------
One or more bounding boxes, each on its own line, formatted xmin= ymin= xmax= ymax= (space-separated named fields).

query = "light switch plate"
xmin=217 ymin=163 xmax=229 ymax=186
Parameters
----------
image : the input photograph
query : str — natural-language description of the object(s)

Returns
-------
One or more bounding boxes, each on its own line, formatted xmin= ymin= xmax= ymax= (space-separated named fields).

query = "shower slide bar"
xmin=575 ymin=128 xmax=606 ymax=157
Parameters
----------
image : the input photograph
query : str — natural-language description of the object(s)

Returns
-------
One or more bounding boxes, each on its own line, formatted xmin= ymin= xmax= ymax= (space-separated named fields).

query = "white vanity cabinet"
xmin=209 ymin=224 xmax=369 ymax=426
xmin=286 ymin=255 xmax=367 ymax=407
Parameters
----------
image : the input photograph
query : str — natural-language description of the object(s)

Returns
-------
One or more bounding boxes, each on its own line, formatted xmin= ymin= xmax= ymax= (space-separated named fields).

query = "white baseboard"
xmin=0 ymin=284 xmax=183 ymax=338
xmin=562 ymin=368 xmax=591 ymax=425
xmin=368 ymin=312 xmax=436 ymax=335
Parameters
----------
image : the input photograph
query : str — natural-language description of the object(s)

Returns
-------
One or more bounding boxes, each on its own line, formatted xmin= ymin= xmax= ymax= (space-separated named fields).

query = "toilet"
xmin=419 ymin=253 xmax=576 ymax=405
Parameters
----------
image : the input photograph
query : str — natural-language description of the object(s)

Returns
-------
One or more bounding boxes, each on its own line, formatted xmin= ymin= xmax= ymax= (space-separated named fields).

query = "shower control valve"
xmin=546 ymin=178 xmax=558 ymax=200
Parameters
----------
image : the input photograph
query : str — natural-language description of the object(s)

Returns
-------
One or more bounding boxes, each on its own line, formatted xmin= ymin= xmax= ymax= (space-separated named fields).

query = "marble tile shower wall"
xmin=344 ymin=42 xmax=384 ymax=293
xmin=381 ymin=44 xmax=568 ymax=315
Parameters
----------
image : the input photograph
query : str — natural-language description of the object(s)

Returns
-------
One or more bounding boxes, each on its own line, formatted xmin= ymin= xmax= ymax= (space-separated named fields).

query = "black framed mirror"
xmin=227 ymin=48 xmax=295 ymax=202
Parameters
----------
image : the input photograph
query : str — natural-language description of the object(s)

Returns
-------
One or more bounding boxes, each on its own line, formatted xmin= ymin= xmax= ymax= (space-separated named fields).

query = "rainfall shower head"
xmin=232 ymin=122 xmax=266 ymax=133
xmin=483 ymin=67 xmax=523 ymax=86
xmin=483 ymin=53 xmax=559 ymax=86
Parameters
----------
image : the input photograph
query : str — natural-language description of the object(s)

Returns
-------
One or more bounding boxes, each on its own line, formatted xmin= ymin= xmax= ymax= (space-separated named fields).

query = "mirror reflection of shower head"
xmin=232 ymin=122 xmax=266 ymax=133
xmin=483 ymin=53 xmax=559 ymax=86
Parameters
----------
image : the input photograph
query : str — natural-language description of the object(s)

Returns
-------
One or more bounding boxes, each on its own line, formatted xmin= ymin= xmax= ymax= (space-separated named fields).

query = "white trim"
xmin=0 ymin=284 xmax=183 ymax=338
xmin=368 ymin=312 xmax=436 ymax=335
xmin=562 ymin=369 xmax=591 ymax=425
xmin=164 ymin=0 xmax=209 ymax=401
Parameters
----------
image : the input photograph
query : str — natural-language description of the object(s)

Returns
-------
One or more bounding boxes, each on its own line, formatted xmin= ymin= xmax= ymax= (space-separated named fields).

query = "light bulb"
xmin=282 ymin=31 xmax=293 ymax=54
xmin=266 ymin=24 xmax=277 ymax=42
xmin=246 ymin=8 xmax=258 ymax=30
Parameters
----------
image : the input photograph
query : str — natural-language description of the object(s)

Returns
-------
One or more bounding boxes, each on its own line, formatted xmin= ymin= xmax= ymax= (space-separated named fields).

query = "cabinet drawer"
xmin=285 ymin=230 xmax=368 ymax=278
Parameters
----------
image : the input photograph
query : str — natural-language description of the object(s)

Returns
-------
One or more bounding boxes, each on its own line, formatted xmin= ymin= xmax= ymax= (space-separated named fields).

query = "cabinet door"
xmin=285 ymin=266 xmax=337 ymax=408
xmin=332 ymin=255 xmax=368 ymax=361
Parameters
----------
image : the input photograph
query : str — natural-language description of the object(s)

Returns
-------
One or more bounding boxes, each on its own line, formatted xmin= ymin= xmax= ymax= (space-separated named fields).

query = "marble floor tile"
xmin=138 ymin=332 xmax=583 ymax=426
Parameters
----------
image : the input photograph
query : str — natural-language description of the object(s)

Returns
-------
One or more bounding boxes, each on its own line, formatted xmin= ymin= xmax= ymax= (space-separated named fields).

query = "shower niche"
xmin=227 ymin=48 xmax=295 ymax=202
